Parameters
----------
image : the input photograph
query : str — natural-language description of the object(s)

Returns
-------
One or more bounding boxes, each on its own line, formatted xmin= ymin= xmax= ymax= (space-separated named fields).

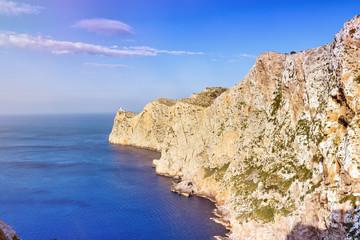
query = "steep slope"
xmin=109 ymin=16 xmax=360 ymax=239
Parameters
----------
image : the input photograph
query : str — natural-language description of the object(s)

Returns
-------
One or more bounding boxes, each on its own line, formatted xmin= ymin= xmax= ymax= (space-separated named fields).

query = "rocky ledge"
xmin=109 ymin=16 xmax=360 ymax=239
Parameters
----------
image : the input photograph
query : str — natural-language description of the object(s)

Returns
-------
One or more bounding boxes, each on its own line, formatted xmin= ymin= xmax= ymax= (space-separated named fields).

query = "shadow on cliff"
xmin=285 ymin=209 xmax=359 ymax=240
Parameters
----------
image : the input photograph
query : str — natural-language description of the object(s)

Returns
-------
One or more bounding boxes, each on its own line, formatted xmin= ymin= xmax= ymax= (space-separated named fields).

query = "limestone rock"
xmin=109 ymin=16 xmax=360 ymax=239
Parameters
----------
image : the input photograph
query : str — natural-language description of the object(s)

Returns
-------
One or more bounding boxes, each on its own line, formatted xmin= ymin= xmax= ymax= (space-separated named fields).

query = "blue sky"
xmin=0 ymin=0 xmax=359 ymax=114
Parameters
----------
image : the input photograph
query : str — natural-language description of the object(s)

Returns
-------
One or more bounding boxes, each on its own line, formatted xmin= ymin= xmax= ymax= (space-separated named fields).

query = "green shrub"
xmin=354 ymin=75 xmax=360 ymax=84
xmin=350 ymin=28 xmax=356 ymax=36
xmin=271 ymin=90 xmax=282 ymax=115
xmin=254 ymin=205 xmax=275 ymax=223
xmin=340 ymin=194 xmax=360 ymax=207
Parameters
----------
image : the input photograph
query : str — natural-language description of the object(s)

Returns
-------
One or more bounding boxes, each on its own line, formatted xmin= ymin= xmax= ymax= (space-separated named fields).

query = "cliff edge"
xmin=109 ymin=16 xmax=360 ymax=240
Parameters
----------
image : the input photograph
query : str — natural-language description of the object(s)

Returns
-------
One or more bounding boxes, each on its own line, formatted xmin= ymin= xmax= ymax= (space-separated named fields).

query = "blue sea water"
xmin=0 ymin=114 xmax=227 ymax=240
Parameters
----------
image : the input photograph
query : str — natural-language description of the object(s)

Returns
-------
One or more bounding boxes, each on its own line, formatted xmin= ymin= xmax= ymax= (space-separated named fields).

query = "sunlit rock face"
xmin=110 ymin=16 xmax=360 ymax=240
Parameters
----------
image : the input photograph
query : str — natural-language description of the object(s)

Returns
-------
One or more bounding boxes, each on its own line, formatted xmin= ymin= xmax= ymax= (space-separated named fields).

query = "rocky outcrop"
xmin=0 ymin=220 xmax=20 ymax=240
xmin=109 ymin=16 xmax=360 ymax=239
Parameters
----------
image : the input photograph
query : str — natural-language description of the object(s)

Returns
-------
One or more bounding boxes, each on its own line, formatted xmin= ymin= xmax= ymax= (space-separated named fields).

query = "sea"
xmin=0 ymin=114 xmax=227 ymax=240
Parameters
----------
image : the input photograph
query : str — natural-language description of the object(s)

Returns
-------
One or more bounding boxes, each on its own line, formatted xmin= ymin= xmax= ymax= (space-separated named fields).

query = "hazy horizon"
xmin=1 ymin=0 xmax=360 ymax=114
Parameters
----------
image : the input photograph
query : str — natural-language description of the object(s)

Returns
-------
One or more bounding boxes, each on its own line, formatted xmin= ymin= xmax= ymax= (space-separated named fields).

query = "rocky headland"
xmin=109 ymin=16 xmax=360 ymax=239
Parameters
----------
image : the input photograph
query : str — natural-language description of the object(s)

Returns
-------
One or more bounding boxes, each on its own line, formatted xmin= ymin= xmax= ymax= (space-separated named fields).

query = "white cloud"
xmin=238 ymin=53 xmax=257 ymax=59
xmin=72 ymin=18 xmax=134 ymax=35
xmin=0 ymin=31 xmax=203 ymax=57
xmin=0 ymin=0 xmax=42 ymax=16
xmin=126 ymin=46 xmax=204 ymax=55
xmin=227 ymin=53 xmax=257 ymax=63
xmin=84 ymin=62 xmax=130 ymax=68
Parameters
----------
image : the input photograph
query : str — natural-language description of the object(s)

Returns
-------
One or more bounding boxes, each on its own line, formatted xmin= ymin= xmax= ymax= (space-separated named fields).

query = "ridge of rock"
xmin=109 ymin=16 xmax=360 ymax=239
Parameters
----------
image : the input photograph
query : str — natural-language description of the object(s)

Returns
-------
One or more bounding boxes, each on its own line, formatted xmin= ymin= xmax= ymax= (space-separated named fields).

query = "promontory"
xmin=109 ymin=16 xmax=360 ymax=240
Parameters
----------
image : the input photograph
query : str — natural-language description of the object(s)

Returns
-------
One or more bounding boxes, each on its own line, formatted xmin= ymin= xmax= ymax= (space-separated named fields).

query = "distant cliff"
xmin=0 ymin=220 xmax=20 ymax=240
xmin=109 ymin=16 xmax=360 ymax=240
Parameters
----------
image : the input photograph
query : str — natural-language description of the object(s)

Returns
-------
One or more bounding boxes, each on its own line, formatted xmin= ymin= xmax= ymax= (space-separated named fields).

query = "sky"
xmin=0 ymin=0 xmax=359 ymax=114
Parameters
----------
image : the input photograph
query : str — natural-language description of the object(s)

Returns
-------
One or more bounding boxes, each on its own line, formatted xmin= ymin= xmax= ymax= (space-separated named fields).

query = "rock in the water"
xmin=0 ymin=220 xmax=20 ymax=240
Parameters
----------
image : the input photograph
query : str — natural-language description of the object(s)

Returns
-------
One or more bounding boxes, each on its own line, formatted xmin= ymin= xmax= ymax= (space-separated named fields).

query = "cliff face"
xmin=109 ymin=16 xmax=360 ymax=240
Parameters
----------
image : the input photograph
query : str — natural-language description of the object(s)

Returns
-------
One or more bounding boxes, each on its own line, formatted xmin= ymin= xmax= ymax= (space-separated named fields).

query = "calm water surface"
xmin=0 ymin=114 xmax=227 ymax=240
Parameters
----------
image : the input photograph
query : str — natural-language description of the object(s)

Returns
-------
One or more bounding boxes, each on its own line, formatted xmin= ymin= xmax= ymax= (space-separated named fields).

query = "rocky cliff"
xmin=0 ymin=220 xmax=20 ymax=240
xmin=109 ymin=16 xmax=360 ymax=240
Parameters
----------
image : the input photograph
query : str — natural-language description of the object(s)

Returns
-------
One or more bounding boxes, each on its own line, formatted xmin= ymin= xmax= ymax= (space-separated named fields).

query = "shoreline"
xmin=110 ymin=141 xmax=231 ymax=238
xmin=151 ymin=159 xmax=232 ymax=239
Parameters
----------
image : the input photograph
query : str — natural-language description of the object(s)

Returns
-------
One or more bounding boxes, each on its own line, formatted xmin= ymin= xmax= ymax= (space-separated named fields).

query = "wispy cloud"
xmin=84 ymin=62 xmax=130 ymax=68
xmin=0 ymin=0 xmax=42 ymax=16
xmin=126 ymin=46 xmax=204 ymax=55
xmin=0 ymin=31 xmax=203 ymax=57
xmin=72 ymin=18 xmax=134 ymax=35
xmin=227 ymin=53 xmax=257 ymax=63
xmin=238 ymin=53 xmax=257 ymax=58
